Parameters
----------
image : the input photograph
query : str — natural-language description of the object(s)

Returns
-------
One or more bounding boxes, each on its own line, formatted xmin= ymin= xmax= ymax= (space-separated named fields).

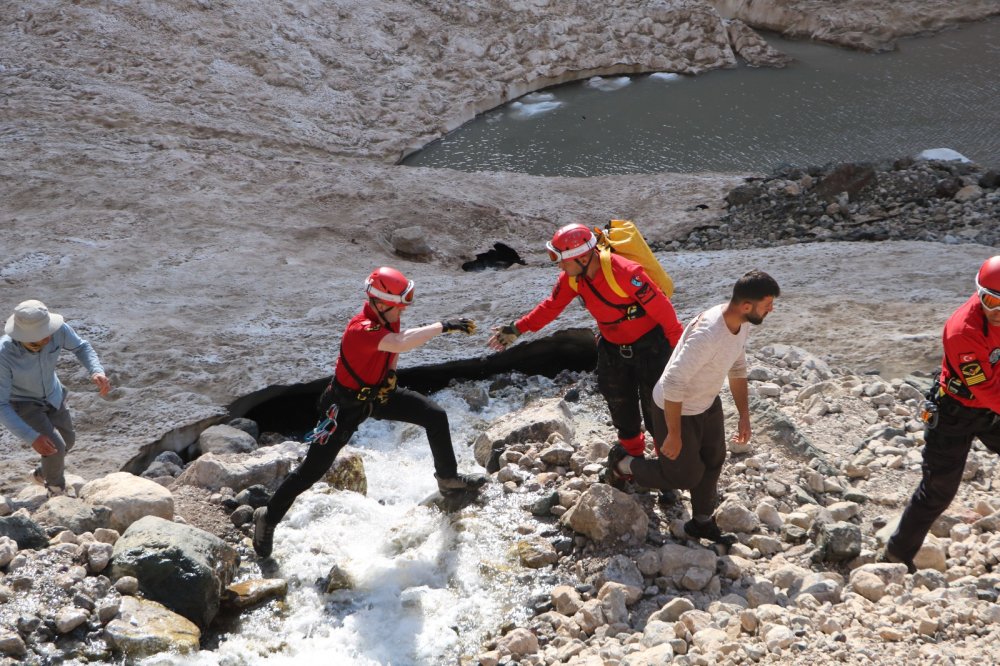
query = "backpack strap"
xmin=568 ymin=249 xmax=626 ymax=297
xmin=578 ymin=274 xmax=646 ymax=325
xmin=599 ymin=247 xmax=627 ymax=298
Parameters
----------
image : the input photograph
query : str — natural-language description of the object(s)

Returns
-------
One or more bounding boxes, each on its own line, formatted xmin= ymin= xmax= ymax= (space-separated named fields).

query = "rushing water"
xmin=140 ymin=376 xmax=569 ymax=666
xmin=402 ymin=19 xmax=1000 ymax=175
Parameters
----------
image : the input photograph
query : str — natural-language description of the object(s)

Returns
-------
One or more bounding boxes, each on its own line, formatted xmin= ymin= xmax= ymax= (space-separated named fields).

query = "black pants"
xmin=265 ymin=384 xmax=458 ymax=524
xmin=888 ymin=396 xmax=1000 ymax=560
xmin=596 ymin=327 xmax=672 ymax=444
xmin=630 ymin=396 xmax=727 ymax=518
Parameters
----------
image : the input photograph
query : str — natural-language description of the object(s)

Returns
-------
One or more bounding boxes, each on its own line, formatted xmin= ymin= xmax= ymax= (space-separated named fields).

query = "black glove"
xmin=441 ymin=318 xmax=476 ymax=335
xmin=488 ymin=322 xmax=520 ymax=351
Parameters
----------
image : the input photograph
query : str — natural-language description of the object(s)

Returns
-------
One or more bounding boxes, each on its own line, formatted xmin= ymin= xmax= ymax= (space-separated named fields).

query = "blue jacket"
xmin=0 ymin=323 xmax=104 ymax=443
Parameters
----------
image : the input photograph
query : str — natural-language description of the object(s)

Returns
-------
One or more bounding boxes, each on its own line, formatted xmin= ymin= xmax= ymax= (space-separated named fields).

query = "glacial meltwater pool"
xmin=402 ymin=19 xmax=1000 ymax=175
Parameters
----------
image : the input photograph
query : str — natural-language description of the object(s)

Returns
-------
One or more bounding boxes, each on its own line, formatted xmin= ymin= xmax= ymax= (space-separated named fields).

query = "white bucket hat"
xmin=4 ymin=300 xmax=65 ymax=343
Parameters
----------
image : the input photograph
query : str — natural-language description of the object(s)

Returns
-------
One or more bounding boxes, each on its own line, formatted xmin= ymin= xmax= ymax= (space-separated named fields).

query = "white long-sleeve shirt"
xmin=652 ymin=304 xmax=748 ymax=415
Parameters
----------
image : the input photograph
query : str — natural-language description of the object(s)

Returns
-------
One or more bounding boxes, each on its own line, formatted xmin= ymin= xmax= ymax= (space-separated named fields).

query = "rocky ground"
xmin=2 ymin=0 xmax=1000 ymax=664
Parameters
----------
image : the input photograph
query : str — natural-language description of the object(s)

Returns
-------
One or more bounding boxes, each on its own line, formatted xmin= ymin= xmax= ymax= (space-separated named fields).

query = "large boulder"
xmin=560 ymin=484 xmax=647 ymax=544
xmin=195 ymin=424 xmax=258 ymax=456
xmin=658 ymin=543 xmax=718 ymax=591
xmin=173 ymin=443 xmax=299 ymax=492
xmin=0 ymin=512 xmax=48 ymax=550
xmin=79 ymin=472 xmax=173 ymax=533
xmin=321 ymin=448 xmax=368 ymax=495
xmin=110 ymin=516 xmax=239 ymax=628
xmin=473 ymin=398 xmax=575 ymax=471
xmin=104 ymin=596 xmax=200 ymax=659
xmin=33 ymin=496 xmax=112 ymax=533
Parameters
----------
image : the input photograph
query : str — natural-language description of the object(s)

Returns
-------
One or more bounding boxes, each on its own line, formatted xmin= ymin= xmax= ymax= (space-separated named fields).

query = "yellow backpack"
xmin=568 ymin=219 xmax=675 ymax=299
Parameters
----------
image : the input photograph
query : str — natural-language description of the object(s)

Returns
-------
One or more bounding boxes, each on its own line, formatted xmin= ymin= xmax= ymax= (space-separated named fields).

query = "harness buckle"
xmin=357 ymin=387 xmax=372 ymax=401
xmin=619 ymin=344 xmax=633 ymax=359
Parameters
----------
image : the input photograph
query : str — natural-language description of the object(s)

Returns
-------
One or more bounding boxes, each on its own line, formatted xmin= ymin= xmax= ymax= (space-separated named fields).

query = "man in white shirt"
xmin=606 ymin=270 xmax=780 ymax=545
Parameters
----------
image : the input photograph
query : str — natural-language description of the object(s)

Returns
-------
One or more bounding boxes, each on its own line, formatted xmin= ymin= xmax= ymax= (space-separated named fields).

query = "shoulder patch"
xmin=630 ymin=275 xmax=643 ymax=287
xmin=959 ymin=353 xmax=976 ymax=363
xmin=960 ymin=360 xmax=987 ymax=386
xmin=990 ymin=348 xmax=1000 ymax=366
xmin=366 ymin=323 xmax=382 ymax=332
xmin=635 ymin=282 xmax=654 ymax=304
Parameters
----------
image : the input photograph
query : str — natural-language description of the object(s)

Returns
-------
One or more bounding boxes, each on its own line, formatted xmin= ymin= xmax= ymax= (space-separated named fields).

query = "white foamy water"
xmin=917 ymin=147 xmax=971 ymax=163
xmin=648 ymin=72 xmax=681 ymax=82
xmin=584 ymin=75 xmax=632 ymax=91
xmin=141 ymin=377 xmax=562 ymax=666
xmin=509 ymin=92 xmax=563 ymax=118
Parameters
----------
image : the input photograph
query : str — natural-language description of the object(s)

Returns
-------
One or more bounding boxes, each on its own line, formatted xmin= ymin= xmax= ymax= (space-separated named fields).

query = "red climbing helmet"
xmin=546 ymin=223 xmax=597 ymax=262
xmin=365 ymin=267 xmax=415 ymax=306
xmin=976 ymin=256 xmax=1000 ymax=311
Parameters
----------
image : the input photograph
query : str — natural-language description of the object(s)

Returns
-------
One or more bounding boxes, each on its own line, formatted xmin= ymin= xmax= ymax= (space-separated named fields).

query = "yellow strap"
xmin=567 ymin=249 xmax=626 ymax=297
xmin=600 ymin=247 xmax=627 ymax=298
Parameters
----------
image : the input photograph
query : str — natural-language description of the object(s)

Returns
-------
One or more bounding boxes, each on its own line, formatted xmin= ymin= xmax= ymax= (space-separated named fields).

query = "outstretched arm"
xmin=378 ymin=319 xmax=476 ymax=353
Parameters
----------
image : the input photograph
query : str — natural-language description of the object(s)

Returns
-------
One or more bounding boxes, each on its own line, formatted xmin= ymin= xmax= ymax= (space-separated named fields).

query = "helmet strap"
xmin=370 ymin=298 xmax=395 ymax=326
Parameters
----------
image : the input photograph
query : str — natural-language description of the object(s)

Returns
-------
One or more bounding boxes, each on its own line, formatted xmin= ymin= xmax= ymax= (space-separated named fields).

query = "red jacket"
xmin=939 ymin=295 xmax=1000 ymax=414
xmin=516 ymin=253 xmax=683 ymax=346
xmin=334 ymin=303 xmax=399 ymax=390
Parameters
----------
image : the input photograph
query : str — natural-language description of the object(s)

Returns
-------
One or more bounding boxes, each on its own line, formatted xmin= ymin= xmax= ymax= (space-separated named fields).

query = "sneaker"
xmin=46 ymin=485 xmax=66 ymax=498
xmin=879 ymin=545 xmax=916 ymax=574
xmin=658 ymin=488 xmax=679 ymax=507
xmin=684 ymin=518 xmax=737 ymax=547
xmin=435 ymin=472 xmax=488 ymax=493
xmin=603 ymin=444 xmax=631 ymax=490
xmin=252 ymin=507 xmax=276 ymax=558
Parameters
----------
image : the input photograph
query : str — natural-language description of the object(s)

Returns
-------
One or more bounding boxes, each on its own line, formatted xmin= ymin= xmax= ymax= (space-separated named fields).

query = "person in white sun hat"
xmin=0 ymin=300 xmax=111 ymax=495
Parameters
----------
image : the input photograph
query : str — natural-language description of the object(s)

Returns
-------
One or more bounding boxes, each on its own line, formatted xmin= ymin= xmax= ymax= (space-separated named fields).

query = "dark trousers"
xmin=265 ymin=385 xmax=458 ymax=524
xmin=888 ymin=396 xmax=1000 ymax=560
xmin=596 ymin=327 xmax=672 ymax=445
xmin=630 ymin=397 xmax=727 ymax=518
xmin=13 ymin=397 xmax=75 ymax=489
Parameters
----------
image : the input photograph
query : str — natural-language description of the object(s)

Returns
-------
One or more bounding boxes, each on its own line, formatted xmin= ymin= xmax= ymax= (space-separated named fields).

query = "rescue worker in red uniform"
xmin=488 ymin=223 xmax=684 ymax=500
xmin=884 ymin=256 xmax=1000 ymax=573
xmin=253 ymin=267 xmax=487 ymax=558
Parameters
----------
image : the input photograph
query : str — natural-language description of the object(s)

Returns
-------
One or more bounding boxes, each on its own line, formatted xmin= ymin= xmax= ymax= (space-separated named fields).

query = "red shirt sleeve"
xmin=623 ymin=263 xmax=684 ymax=347
xmin=942 ymin=299 xmax=1000 ymax=413
xmin=516 ymin=273 xmax=577 ymax=334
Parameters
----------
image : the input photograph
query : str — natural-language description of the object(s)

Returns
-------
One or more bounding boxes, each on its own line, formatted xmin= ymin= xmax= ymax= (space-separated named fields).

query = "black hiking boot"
xmin=658 ymin=488 xmax=679 ymax=507
xmin=253 ymin=507 xmax=276 ymax=558
xmin=684 ymin=518 xmax=737 ymax=547
xmin=879 ymin=544 xmax=917 ymax=574
xmin=435 ymin=472 xmax=488 ymax=494
xmin=603 ymin=444 xmax=631 ymax=491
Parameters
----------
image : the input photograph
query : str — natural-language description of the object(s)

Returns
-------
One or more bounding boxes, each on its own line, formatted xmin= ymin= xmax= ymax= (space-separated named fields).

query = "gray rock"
xmin=0 ymin=512 xmax=49 ymax=550
xmin=196 ymin=424 xmax=258 ymax=456
xmin=816 ymin=521 xmax=862 ymax=562
xmin=226 ymin=417 xmax=260 ymax=441
xmin=473 ymin=398 xmax=575 ymax=471
xmin=598 ymin=554 xmax=644 ymax=589
xmin=104 ymin=596 xmax=200 ymax=659
xmin=111 ymin=516 xmax=239 ymax=628
xmin=390 ymin=225 xmax=433 ymax=256
xmin=560 ymin=484 xmax=647 ymax=545
xmin=33 ymin=496 xmax=112 ymax=534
